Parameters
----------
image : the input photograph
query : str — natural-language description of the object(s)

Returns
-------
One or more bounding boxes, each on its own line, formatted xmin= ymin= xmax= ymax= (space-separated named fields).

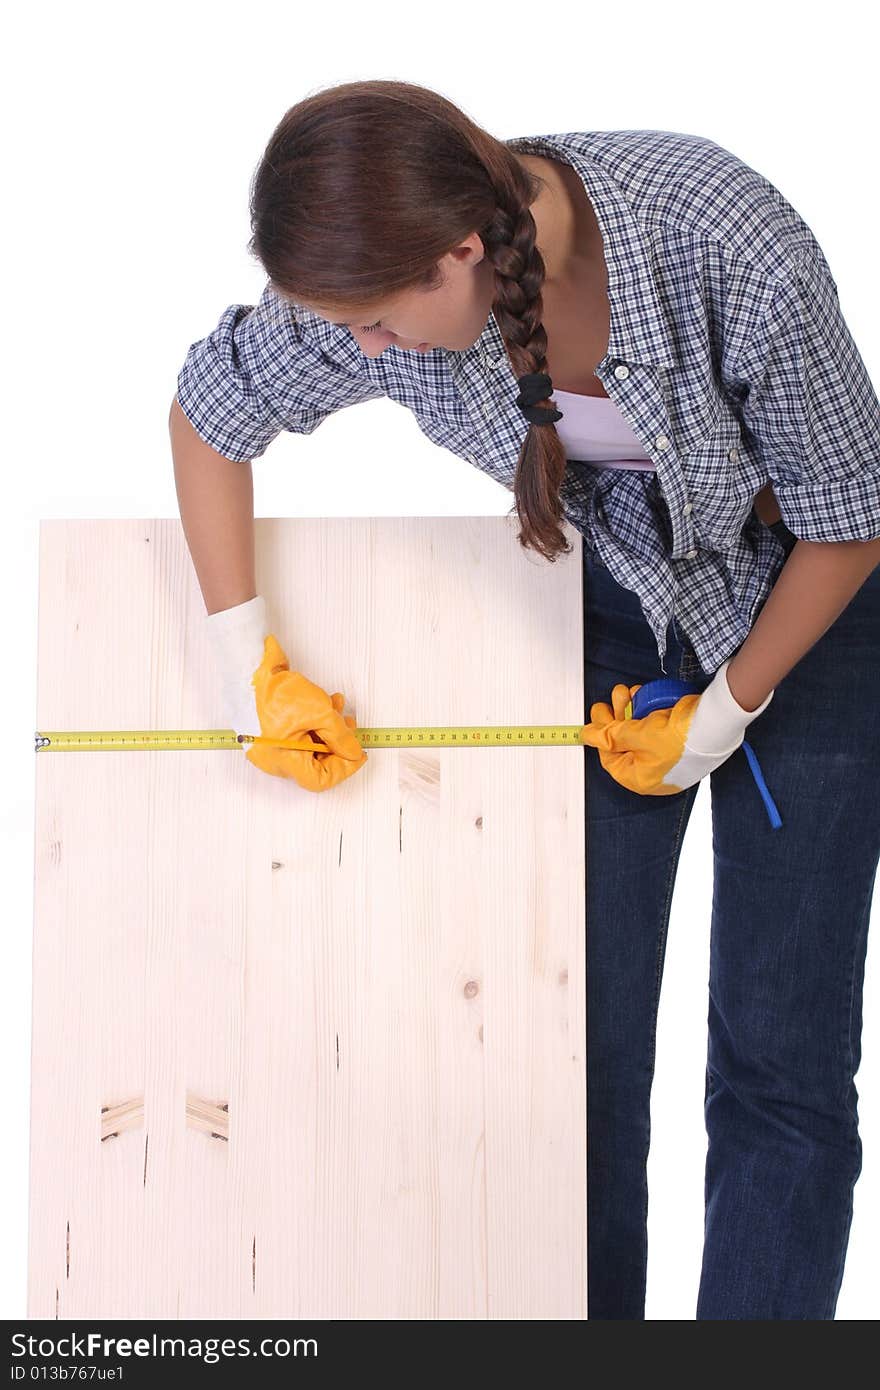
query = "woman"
xmin=171 ymin=79 xmax=880 ymax=1318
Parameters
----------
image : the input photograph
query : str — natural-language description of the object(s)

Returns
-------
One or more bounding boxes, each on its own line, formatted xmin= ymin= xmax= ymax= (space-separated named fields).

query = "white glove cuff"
xmin=686 ymin=657 xmax=774 ymax=756
xmin=205 ymin=594 xmax=268 ymax=683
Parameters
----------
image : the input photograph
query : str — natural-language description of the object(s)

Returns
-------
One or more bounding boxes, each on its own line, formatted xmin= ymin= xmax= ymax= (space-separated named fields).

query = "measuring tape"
xmin=32 ymin=682 xmax=690 ymax=753
xmin=35 ymin=724 xmax=590 ymax=753
xmin=33 ymin=680 xmax=783 ymax=831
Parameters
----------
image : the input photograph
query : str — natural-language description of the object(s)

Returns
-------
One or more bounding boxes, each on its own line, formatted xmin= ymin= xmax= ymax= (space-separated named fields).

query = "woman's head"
xmin=248 ymin=78 xmax=574 ymax=562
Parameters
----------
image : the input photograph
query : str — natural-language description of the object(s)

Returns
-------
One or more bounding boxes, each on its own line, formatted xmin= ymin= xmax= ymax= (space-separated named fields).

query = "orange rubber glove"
xmin=244 ymin=633 xmax=368 ymax=792
xmin=582 ymin=657 xmax=774 ymax=796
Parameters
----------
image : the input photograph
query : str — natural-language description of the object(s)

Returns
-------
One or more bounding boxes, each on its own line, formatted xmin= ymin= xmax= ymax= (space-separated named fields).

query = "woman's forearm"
xmin=170 ymin=396 xmax=257 ymax=615
xmin=725 ymin=536 xmax=880 ymax=712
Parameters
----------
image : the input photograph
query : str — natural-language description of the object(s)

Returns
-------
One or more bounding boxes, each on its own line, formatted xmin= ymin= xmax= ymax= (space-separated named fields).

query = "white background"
xmin=3 ymin=0 xmax=877 ymax=1321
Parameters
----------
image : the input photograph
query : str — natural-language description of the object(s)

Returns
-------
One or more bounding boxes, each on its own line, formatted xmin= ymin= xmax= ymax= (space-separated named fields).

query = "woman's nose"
xmin=355 ymin=331 xmax=395 ymax=355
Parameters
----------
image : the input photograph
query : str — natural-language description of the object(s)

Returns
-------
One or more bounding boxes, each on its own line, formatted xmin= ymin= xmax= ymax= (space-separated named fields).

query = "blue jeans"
xmin=583 ymin=519 xmax=879 ymax=1318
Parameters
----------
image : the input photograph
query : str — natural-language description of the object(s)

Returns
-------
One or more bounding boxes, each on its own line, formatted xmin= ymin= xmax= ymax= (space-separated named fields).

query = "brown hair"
xmin=248 ymin=78 xmax=572 ymax=563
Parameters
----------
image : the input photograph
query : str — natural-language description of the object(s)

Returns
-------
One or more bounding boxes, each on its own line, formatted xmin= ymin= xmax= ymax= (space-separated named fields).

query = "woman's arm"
xmin=752 ymin=483 xmax=782 ymax=526
xmin=725 ymin=536 xmax=880 ymax=711
xmin=170 ymin=395 xmax=257 ymax=614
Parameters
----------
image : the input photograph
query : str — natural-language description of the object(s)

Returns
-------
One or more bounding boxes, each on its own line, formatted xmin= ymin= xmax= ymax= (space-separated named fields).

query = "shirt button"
xmin=685 ymin=548 xmax=697 ymax=558
xmin=682 ymin=502 xmax=694 ymax=515
xmin=613 ymin=364 xmax=630 ymax=379
xmin=655 ymin=434 xmax=670 ymax=450
xmin=728 ymin=447 xmax=739 ymax=462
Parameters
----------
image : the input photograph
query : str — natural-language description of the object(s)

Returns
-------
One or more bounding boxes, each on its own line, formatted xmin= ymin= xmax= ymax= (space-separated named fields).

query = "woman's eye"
xmin=360 ymin=321 xmax=382 ymax=333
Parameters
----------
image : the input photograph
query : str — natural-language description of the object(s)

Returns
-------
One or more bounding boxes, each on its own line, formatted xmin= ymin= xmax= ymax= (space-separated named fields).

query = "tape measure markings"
xmin=35 ymin=725 xmax=588 ymax=753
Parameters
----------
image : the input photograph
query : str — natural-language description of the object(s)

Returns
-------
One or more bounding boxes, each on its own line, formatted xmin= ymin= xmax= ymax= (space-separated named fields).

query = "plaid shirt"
xmin=176 ymin=128 xmax=880 ymax=675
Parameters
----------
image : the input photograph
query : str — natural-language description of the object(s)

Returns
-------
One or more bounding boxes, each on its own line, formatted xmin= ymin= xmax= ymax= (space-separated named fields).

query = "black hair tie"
xmin=515 ymin=371 xmax=563 ymax=426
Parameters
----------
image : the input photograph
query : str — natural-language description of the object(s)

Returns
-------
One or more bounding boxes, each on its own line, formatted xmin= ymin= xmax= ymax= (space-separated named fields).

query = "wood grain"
xmin=29 ymin=516 xmax=587 ymax=1319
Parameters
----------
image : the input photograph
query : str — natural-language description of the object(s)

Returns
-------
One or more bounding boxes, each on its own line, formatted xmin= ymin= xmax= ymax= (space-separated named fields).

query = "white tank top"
xmin=552 ymin=387 xmax=655 ymax=471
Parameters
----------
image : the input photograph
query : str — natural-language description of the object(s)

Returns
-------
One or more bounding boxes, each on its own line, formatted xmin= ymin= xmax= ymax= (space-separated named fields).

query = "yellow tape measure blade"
xmin=37 ymin=724 xmax=589 ymax=752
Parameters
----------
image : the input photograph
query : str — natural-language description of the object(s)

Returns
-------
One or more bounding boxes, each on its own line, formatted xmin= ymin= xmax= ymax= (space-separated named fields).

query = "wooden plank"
xmin=29 ymin=515 xmax=587 ymax=1319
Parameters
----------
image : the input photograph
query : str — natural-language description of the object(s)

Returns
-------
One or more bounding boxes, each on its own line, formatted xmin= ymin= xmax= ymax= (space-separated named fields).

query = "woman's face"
xmin=291 ymin=232 xmax=498 ymax=357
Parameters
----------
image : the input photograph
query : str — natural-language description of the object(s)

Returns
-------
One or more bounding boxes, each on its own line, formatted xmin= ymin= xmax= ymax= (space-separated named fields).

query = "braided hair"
xmin=477 ymin=185 xmax=571 ymax=559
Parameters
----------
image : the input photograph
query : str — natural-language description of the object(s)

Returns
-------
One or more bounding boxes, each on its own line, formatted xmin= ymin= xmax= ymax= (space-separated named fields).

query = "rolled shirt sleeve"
xmin=729 ymin=249 xmax=880 ymax=542
xmin=175 ymin=281 xmax=387 ymax=462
